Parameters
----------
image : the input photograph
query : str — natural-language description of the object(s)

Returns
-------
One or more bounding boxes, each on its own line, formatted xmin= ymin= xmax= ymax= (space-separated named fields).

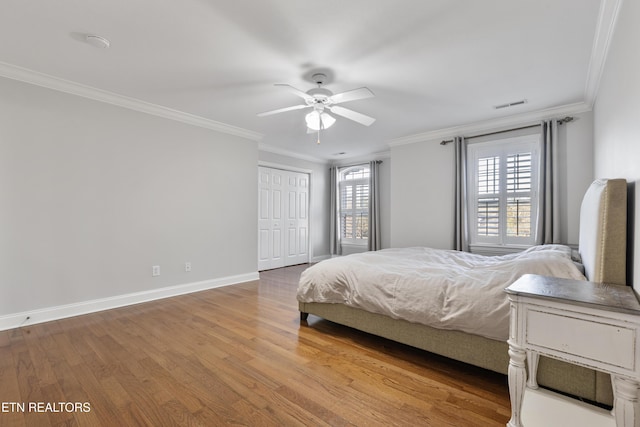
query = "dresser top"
xmin=505 ymin=274 xmax=640 ymax=314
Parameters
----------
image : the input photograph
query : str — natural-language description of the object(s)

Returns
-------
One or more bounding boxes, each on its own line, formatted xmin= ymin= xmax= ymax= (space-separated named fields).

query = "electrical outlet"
xmin=152 ymin=265 xmax=160 ymax=277
xmin=185 ymin=262 xmax=192 ymax=272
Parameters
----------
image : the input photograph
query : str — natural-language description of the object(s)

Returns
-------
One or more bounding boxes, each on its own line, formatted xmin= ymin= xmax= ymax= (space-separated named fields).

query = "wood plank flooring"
xmin=0 ymin=264 xmax=511 ymax=426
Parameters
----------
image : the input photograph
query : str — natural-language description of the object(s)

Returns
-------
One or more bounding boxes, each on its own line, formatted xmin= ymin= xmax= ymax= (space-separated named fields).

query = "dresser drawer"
xmin=525 ymin=308 xmax=636 ymax=371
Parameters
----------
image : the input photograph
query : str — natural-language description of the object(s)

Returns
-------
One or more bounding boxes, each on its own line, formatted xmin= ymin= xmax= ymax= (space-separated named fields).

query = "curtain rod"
xmin=329 ymin=160 xmax=382 ymax=170
xmin=439 ymin=116 xmax=575 ymax=145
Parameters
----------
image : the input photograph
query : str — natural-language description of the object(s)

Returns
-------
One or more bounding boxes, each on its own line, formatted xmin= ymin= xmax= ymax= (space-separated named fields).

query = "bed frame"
xmin=299 ymin=178 xmax=628 ymax=406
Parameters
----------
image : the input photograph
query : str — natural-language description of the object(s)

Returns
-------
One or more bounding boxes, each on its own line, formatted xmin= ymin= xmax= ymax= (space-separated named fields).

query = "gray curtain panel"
xmin=329 ymin=166 xmax=342 ymax=255
xmin=368 ymin=160 xmax=381 ymax=251
xmin=537 ymin=119 xmax=560 ymax=244
xmin=454 ymin=137 xmax=469 ymax=252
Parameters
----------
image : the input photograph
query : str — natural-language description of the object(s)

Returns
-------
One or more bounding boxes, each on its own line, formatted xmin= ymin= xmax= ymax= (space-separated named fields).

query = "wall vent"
xmin=494 ymin=99 xmax=527 ymax=109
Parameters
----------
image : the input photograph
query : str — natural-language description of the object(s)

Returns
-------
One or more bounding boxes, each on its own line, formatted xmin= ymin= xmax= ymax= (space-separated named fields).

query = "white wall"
xmin=390 ymin=111 xmax=594 ymax=249
xmin=0 ymin=76 xmax=258 ymax=324
xmin=593 ymin=0 xmax=640 ymax=288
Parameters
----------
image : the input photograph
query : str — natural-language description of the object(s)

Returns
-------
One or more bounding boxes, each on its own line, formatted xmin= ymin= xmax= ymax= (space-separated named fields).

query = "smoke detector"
xmin=85 ymin=34 xmax=110 ymax=49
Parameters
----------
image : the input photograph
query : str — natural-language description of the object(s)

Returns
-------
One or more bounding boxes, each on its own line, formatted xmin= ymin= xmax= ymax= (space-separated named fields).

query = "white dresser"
xmin=505 ymin=274 xmax=640 ymax=427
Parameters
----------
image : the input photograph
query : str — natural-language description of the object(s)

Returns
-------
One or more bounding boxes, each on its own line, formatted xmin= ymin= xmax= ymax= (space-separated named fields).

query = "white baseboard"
xmin=0 ymin=272 xmax=259 ymax=332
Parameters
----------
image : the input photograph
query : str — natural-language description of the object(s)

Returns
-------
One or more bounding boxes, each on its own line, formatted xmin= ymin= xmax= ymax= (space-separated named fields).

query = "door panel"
xmin=288 ymin=227 xmax=297 ymax=256
xmin=299 ymin=192 xmax=307 ymax=219
xmin=288 ymin=191 xmax=296 ymax=219
xmin=298 ymin=226 xmax=308 ymax=257
xmin=259 ymin=189 xmax=269 ymax=219
xmin=259 ymin=229 xmax=269 ymax=262
xmin=272 ymin=229 xmax=282 ymax=260
xmin=272 ymin=189 xmax=281 ymax=219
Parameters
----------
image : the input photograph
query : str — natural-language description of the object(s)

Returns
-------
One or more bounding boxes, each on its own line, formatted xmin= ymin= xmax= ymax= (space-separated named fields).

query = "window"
xmin=339 ymin=165 xmax=370 ymax=244
xmin=467 ymin=135 xmax=540 ymax=249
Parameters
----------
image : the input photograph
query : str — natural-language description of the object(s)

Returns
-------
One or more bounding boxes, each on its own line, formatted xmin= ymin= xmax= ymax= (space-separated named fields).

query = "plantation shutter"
xmin=506 ymin=153 xmax=532 ymax=237
xmin=476 ymin=156 xmax=500 ymax=237
xmin=468 ymin=134 xmax=540 ymax=249
xmin=339 ymin=166 xmax=370 ymax=242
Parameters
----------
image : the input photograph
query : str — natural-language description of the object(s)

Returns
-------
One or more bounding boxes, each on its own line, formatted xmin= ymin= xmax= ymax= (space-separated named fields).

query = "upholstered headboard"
xmin=578 ymin=178 xmax=627 ymax=285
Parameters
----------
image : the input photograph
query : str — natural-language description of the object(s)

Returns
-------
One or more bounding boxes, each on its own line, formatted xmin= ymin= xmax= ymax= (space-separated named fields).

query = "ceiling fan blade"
xmin=328 ymin=106 xmax=376 ymax=126
xmin=257 ymin=104 xmax=310 ymax=117
xmin=274 ymin=83 xmax=314 ymax=101
xmin=329 ymin=87 xmax=375 ymax=104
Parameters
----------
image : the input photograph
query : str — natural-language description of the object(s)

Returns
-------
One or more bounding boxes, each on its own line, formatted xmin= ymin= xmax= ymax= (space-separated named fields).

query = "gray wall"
xmin=378 ymin=158 xmax=392 ymax=250
xmin=390 ymin=138 xmax=455 ymax=249
xmin=593 ymin=0 xmax=640 ymax=288
xmin=390 ymin=110 xmax=595 ymax=250
xmin=0 ymin=76 xmax=258 ymax=319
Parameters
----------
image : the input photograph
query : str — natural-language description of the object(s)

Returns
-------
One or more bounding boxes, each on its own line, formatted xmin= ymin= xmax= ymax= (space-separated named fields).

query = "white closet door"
xmin=258 ymin=167 xmax=284 ymax=271
xmin=258 ymin=167 xmax=309 ymax=270
xmin=284 ymin=172 xmax=309 ymax=266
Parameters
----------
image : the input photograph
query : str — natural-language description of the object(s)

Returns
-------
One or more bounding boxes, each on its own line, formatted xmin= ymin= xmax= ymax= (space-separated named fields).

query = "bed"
xmin=298 ymin=178 xmax=628 ymax=406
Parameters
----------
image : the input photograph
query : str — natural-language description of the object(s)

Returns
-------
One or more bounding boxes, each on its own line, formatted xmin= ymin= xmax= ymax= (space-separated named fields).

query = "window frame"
xmin=338 ymin=165 xmax=370 ymax=246
xmin=467 ymin=134 xmax=541 ymax=250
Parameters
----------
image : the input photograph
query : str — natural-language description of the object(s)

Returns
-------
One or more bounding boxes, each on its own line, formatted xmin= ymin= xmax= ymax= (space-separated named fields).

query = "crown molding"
xmin=388 ymin=0 xmax=623 ymax=149
xmin=0 ymin=61 xmax=263 ymax=142
xmin=584 ymin=0 xmax=624 ymax=106
xmin=258 ymin=161 xmax=314 ymax=174
xmin=258 ymin=143 xmax=329 ymax=164
xmin=330 ymin=149 xmax=391 ymax=166
xmin=258 ymin=141 xmax=391 ymax=165
xmin=388 ymin=102 xmax=592 ymax=147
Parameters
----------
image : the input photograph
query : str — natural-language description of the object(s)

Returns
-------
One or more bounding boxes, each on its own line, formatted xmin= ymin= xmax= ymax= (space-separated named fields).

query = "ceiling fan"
xmin=257 ymin=73 xmax=376 ymax=141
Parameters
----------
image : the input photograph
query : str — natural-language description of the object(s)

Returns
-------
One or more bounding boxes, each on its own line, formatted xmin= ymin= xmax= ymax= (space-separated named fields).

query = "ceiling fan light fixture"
xmin=305 ymin=111 xmax=335 ymax=131
xmin=258 ymin=73 xmax=375 ymax=139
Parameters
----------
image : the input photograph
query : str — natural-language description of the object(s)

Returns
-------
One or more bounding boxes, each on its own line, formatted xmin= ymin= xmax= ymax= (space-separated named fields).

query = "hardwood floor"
xmin=0 ymin=264 xmax=511 ymax=426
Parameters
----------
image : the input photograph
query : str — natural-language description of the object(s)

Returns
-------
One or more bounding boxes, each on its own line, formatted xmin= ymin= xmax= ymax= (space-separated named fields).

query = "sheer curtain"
xmin=537 ymin=119 xmax=560 ymax=244
xmin=454 ymin=137 xmax=469 ymax=252
xmin=368 ymin=160 xmax=381 ymax=251
xmin=329 ymin=166 xmax=342 ymax=256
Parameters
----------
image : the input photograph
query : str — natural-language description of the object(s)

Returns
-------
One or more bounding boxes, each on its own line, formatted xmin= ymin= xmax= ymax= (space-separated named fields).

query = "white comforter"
xmin=297 ymin=245 xmax=586 ymax=341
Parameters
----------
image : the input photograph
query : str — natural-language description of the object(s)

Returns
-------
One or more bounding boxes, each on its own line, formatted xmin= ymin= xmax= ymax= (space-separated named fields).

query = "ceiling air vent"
xmin=494 ymin=99 xmax=527 ymax=109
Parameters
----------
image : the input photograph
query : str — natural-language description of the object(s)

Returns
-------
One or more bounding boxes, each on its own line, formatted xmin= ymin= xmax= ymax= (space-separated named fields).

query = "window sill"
xmin=340 ymin=242 xmax=369 ymax=256
xmin=341 ymin=241 xmax=368 ymax=247
xmin=469 ymin=244 xmax=530 ymax=256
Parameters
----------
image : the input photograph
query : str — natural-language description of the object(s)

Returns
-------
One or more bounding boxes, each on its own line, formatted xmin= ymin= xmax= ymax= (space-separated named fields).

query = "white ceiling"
xmin=0 ymin=0 xmax=605 ymax=161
